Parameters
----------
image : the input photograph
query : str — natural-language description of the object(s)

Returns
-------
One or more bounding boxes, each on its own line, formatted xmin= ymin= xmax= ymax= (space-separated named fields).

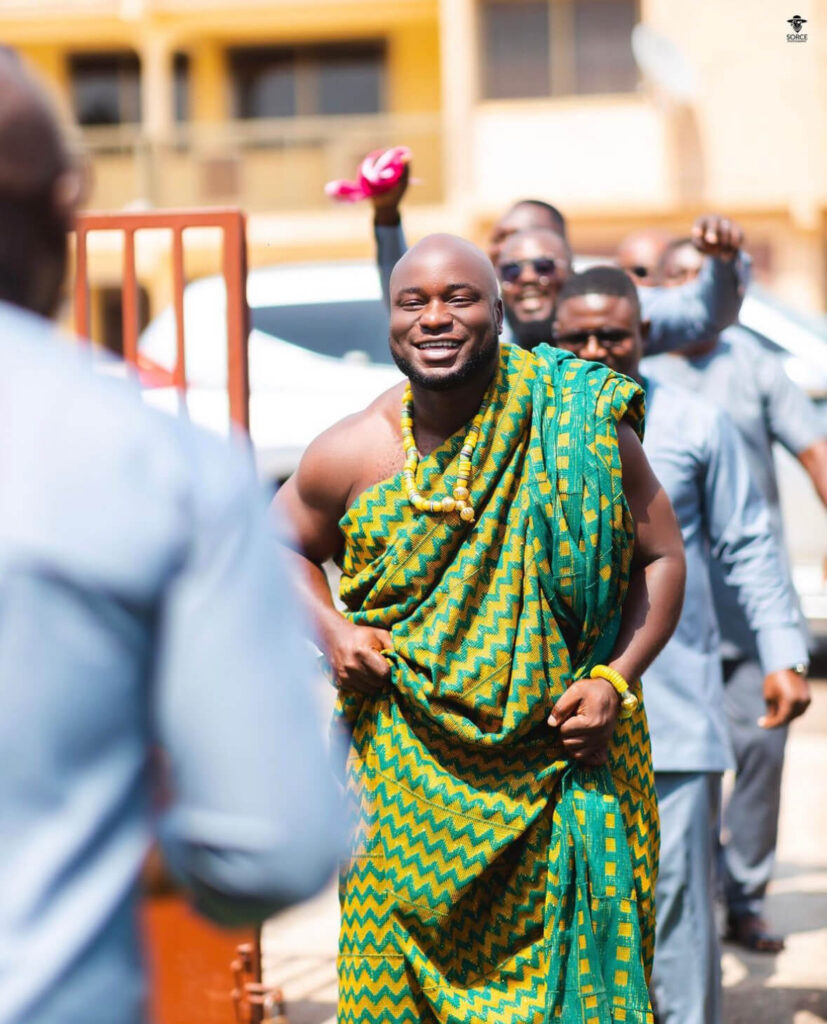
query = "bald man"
xmin=275 ymin=232 xmax=686 ymax=1022
xmin=0 ymin=53 xmax=340 ymax=1024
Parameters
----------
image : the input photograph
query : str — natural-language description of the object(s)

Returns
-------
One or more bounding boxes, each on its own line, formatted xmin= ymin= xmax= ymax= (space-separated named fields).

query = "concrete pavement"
xmin=262 ymin=681 xmax=827 ymax=1024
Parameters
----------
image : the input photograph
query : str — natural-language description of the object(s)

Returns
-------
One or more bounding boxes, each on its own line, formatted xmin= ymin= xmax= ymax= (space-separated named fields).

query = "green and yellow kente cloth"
xmin=335 ymin=343 xmax=659 ymax=1024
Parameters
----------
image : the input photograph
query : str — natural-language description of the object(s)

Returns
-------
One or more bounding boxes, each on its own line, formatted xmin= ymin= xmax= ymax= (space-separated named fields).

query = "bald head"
xmin=0 ymin=51 xmax=80 ymax=317
xmin=616 ymin=228 xmax=675 ymax=288
xmin=390 ymin=233 xmax=500 ymax=302
xmin=388 ymin=234 xmax=502 ymax=393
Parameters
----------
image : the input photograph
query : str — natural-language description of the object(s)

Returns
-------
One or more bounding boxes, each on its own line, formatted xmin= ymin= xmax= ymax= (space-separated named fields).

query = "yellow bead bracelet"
xmin=589 ymin=664 xmax=638 ymax=719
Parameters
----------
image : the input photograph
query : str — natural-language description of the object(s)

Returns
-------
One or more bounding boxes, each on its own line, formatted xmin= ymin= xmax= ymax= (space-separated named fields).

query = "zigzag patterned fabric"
xmin=334 ymin=343 xmax=659 ymax=1023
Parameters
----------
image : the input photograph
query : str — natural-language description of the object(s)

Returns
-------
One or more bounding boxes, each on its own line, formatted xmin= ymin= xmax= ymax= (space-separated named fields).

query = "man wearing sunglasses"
xmin=496 ymin=227 xmax=573 ymax=349
xmin=552 ymin=266 xmax=809 ymax=1024
xmin=369 ymin=155 xmax=748 ymax=354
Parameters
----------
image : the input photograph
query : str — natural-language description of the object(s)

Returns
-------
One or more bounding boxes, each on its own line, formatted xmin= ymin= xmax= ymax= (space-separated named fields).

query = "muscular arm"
xmin=798 ymin=438 xmax=827 ymax=508
xmin=550 ymin=422 xmax=686 ymax=762
xmin=273 ymin=424 xmax=393 ymax=694
xmin=608 ymin=422 xmax=687 ymax=680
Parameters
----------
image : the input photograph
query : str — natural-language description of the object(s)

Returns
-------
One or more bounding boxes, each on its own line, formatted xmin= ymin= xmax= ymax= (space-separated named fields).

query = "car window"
xmin=251 ymin=300 xmax=393 ymax=364
xmin=749 ymin=285 xmax=827 ymax=341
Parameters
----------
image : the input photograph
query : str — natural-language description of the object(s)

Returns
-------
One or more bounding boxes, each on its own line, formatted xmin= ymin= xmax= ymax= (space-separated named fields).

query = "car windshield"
xmin=251 ymin=300 xmax=394 ymax=364
xmin=748 ymin=285 xmax=827 ymax=340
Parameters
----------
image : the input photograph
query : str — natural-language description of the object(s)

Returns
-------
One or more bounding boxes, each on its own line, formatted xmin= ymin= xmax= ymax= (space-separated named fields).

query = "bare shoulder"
xmin=290 ymin=382 xmax=405 ymax=515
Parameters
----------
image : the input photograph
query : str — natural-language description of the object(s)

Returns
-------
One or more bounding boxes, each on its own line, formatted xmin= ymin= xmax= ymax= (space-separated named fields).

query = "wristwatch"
xmin=790 ymin=662 xmax=809 ymax=677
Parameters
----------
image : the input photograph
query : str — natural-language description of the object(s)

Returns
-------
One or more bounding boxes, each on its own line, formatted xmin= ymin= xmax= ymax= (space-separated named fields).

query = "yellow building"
xmin=2 ymin=0 xmax=826 ymax=345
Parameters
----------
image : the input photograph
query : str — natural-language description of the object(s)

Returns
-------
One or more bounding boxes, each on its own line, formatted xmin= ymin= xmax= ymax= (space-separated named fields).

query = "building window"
xmin=482 ymin=2 xmax=550 ymax=100
xmin=229 ymin=42 xmax=385 ymax=119
xmin=480 ymin=0 xmax=638 ymax=100
xmin=572 ymin=0 xmax=638 ymax=94
xmin=69 ymin=52 xmax=141 ymax=126
xmin=173 ymin=53 xmax=190 ymax=123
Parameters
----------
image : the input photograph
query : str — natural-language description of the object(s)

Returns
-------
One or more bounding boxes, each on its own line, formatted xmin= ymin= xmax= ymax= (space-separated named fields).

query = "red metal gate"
xmin=73 ymin=207 xmax=250 ymax=430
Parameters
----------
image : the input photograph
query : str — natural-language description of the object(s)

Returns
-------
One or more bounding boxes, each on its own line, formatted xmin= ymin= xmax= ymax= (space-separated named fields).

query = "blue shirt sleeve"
xmin=641 ymin=253 xmax=750 ymax=355
xmin=702 ymin=407 xmax=808 ymax=674
xmin=154 ymin=434 xmax=343 ymax=924
xmin=753 ymin=344 xmax=827 ymax=456
xmin=375 ymin=222 xmax=408 ymax=310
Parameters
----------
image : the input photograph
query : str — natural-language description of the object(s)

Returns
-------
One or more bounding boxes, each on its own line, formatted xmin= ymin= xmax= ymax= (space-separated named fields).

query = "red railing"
xmin=73 ymin=208 xmax=250 ymax=431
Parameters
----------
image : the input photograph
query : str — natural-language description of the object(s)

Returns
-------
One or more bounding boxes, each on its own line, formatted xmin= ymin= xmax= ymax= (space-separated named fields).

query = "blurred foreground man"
xmin=553 ymin=266 xmax=810 ymax=1024
xmin=0 ymin=54 xmax=341 ymax=1024
xmin=275 ymin=234 xmax=687 ymax=1022
xmin=646 ymin=239 xmax=827 ymax=951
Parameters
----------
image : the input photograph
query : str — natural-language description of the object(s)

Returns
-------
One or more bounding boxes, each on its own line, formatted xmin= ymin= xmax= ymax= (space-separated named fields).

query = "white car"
xmin=137 ymin=260 xmax=402 ymax=482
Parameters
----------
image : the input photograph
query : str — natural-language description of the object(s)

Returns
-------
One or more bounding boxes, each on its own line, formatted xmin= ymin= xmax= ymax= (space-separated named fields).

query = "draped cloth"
xmin=334 ymin=343 xmax=659 ymax=1024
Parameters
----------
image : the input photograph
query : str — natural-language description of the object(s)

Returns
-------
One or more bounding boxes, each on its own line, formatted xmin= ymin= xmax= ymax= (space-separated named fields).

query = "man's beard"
xmin=503 ymin=305 xmax=552 ymax=351
xmin=391 ymin=330 xmax=499 ymax=392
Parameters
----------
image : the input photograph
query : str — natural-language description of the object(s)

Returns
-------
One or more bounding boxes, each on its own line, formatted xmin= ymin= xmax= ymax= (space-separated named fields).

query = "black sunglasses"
xmin=498 ymin=257 xmax=567 ymax=284
xmin=552 ymin=328 xmax=633 ymax=350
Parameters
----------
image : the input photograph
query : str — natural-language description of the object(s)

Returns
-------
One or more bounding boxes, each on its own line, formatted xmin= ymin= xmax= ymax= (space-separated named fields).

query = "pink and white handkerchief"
xmin=325 ymin=146 xmax=411 ymax=202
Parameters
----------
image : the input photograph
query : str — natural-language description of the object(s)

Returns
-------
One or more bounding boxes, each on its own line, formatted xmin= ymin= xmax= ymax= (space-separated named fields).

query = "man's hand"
xmin=371 ymin=160 xmax=410 ymax=227
xmin=325 ymin=621 xmax=393 ymax=695
xmin=691 ymin=214 xmax=744 ymax=261
xmin=548 ymin=677 xmax=621 ymax=765
xmin=759 ymin=669 xmax=811 ymax=728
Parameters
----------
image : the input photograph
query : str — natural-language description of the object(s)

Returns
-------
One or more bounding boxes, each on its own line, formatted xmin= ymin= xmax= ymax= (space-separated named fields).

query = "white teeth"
xmin=418 ymin=342 xmax=459 ymax=349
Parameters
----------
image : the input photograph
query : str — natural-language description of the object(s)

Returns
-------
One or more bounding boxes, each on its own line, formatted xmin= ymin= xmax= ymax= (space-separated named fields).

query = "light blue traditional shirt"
xmin=640 ymin=378 xmax=807 ymax=772
xmin=0 ymin=302 xmax=342 ymax=1024
xmin=643 ymin=325 xmax=825 ymax=659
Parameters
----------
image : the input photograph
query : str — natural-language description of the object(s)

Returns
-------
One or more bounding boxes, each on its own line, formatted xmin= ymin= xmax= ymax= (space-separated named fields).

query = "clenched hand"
xmin=691 ymin=214 xmax=744 ymax=261
xmin=548 ymin=677 xmax=621 ymax=766
xmin=325 ymin=621 xmax=393 ymax=695
xmin=759 ymin=669 xmax=811 ymax=729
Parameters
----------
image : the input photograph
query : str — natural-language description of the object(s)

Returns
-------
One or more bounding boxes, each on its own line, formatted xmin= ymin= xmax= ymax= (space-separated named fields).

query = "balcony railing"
xmin=79 ymin=112 xmax=443 ymax=213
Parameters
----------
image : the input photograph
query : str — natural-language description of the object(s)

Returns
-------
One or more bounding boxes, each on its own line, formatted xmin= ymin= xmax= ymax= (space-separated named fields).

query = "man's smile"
xmin=414 ymin=338 xmax=463 ymax=349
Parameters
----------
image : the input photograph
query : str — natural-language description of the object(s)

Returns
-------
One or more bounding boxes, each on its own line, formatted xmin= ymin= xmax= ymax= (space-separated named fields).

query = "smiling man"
xmin=497 ymin=227 xmax=572 ymax=349
xmin=552 ymin=266 xmax=810 ymax=1024
xmin=274 ymin=234 xmax=687 ymax=1023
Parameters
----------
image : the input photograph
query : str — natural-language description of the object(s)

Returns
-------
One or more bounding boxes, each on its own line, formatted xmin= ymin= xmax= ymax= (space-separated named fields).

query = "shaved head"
xmin=390 ymin=233 xmax=500 ymax=303
xmin=0 ymin=50 xmax=81 ymax=317
xmin=389 ymin=234 xmax=502 ymax=393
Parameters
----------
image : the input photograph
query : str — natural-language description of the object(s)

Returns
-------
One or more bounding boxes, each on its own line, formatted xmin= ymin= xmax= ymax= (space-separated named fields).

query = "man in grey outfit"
xmin=553 ymin=265 xmax=810 ymax=1023
xmin=644 ymin=238 xmax=827 ymax=951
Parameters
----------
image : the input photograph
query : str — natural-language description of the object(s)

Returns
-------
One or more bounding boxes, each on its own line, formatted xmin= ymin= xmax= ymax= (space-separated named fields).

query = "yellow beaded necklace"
xmin=400 ymin=383 xmax=487 ymax=523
